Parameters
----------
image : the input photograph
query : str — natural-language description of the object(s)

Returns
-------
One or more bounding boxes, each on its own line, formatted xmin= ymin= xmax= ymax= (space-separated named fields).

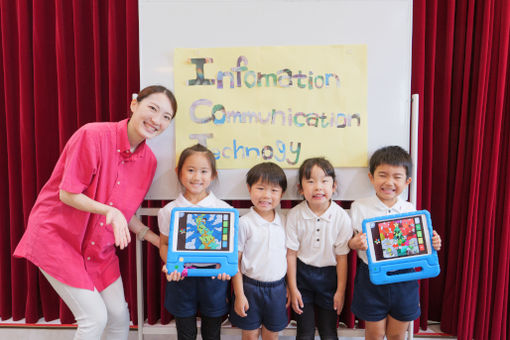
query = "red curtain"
xmin=412 ymin=0 xmax=510 ymax=339
xmin=0 ymin=0 xmax=140 ymax=323
xmin=2 ymin=1 xmax=510 ymax=339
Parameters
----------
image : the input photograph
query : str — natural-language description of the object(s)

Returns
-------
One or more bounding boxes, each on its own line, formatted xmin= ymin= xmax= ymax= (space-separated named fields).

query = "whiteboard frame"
xmin=139 ymin=0 xmax=413 ymax=200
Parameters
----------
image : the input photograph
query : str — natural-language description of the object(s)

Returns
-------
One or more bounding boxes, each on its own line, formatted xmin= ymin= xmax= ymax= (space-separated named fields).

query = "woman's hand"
xmin=106 ymin=207 xmax=130 ymax=249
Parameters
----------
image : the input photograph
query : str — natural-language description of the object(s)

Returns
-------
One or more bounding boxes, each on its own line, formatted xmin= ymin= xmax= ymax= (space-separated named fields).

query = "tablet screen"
xmin=367 ymin=215 xmax=430 ymax=261
xmin=174 ymin=211 xmax=233 ymax=252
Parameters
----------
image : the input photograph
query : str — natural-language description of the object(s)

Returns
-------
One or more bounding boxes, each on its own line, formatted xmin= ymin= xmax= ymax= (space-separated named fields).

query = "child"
xmin=286 ymin=157 xmax=352 ymax=340
xmin=349 ymin=146 xmax=442 ymax=340
xmin=158 ymin=144 xmax=232 ymax=340
xmin=230 ymin=162 xmax=289 ymax=340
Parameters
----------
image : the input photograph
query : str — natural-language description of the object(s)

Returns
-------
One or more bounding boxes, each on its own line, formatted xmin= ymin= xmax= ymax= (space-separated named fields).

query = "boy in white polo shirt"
xmin=230 ymin=162 xmax=289 ymax=340
xmin=349 ymin=146 xmax=442 ymax=340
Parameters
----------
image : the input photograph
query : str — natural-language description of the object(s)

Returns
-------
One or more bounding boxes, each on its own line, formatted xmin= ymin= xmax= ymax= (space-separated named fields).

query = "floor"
xmin=0 ymin=319 xmax=455 ymax=339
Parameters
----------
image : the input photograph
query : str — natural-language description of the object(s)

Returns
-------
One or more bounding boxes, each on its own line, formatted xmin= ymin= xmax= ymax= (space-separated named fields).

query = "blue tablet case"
xmin=362 ymin=210 xmax=440 ymax=285
xmin=166 ymin=207 xmax=239 ymax=277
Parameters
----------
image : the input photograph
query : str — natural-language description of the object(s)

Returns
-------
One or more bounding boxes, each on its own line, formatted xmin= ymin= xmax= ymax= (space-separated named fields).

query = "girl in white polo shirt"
xmin=286 ymin=157 xmax=352 ymax=340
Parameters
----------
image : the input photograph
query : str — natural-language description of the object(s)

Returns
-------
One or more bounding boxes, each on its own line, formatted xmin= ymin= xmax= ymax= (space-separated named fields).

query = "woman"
xmin=14 ymin=85 xmax=177 ymax=340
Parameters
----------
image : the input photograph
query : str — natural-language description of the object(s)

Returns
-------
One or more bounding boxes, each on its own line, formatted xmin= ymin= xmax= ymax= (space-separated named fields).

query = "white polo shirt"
xmin=350 ymin=195 xmax=415 ymax=264
xmin=238 ymin=207 xmax=287 ymax=282
xmin=158 ymin=192 xmax=232 ymax=236
xmin=286 ymin=201 xmax=352 ymax=267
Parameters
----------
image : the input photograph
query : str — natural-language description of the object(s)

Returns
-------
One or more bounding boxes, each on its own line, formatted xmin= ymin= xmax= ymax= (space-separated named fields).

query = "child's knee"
xmin=365 ymin=322 xmax=386 ymax=340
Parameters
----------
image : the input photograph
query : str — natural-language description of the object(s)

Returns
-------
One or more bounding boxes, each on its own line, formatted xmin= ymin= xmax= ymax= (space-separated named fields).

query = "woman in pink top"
xmin=14 ymin=85 xmax=177 ymax=340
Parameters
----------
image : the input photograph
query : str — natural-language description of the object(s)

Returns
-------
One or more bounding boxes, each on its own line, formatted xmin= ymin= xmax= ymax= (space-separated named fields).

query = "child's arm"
xmin=231 ymin=252 xmax=249 ymax=317
xmin=333 ymin=254 xmax=348 ymax=315
xmin=159 ymin=234 xmax=183 ymax=281
xmin=432 ymin=230 xmax=442 ymax=251
xmin=286 ymin=249 xmax=304 ymax=314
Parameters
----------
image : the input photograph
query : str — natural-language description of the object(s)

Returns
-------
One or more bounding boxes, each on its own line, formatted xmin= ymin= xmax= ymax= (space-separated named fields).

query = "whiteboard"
xmin=139 ymin=0 xmax=412 ymax=200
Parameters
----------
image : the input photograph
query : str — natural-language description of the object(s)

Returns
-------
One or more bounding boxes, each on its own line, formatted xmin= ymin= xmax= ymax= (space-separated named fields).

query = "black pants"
xmin=295 ymin=304 xmax=338 ymax=340
xmin=175 ymin=316 xmax=223 ymax=340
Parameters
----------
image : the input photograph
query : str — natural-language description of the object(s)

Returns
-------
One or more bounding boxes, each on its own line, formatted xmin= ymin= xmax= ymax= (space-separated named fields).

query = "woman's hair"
xmin=297 ymin=157 xmax=336 ymax=189
xmin=246 ymin=162 xmax=287 ymax=192
xmin=137 ymin=85 xmax=177 ymax=118
xmin=176 ymin=144 xmax=218 ymax=182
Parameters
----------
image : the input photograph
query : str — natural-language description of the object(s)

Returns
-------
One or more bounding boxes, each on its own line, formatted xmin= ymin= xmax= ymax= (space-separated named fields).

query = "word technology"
xmin=189 ymin=135 xmax=302 ymax=166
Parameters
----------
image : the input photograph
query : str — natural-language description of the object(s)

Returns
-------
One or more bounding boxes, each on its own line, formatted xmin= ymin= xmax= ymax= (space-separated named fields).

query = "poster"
xmin=174 ymin=45 xmax=367 ymax=168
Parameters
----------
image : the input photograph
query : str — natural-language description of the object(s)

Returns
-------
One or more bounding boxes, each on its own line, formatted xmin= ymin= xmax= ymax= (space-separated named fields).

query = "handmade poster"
xmin=174 ymin=45 xmax=367 ymax=168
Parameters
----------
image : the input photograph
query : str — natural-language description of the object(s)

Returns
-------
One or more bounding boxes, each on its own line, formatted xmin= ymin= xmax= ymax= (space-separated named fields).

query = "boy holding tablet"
xmin=349 ymin=146 xmax=442 ymax=340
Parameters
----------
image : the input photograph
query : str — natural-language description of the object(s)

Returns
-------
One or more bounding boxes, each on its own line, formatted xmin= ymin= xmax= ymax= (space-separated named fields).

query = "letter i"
xmin=308 ymin=71 xmax=313 ymax=89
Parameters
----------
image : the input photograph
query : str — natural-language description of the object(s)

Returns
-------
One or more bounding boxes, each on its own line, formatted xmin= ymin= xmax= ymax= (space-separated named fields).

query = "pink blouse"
xmin=14 ymin=119 xmax=156 ymax=291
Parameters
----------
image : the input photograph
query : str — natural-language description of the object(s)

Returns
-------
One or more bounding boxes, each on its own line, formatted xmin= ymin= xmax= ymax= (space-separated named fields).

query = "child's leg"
xmin=242 ymin=328 xmax=261 ymax=340
xmin=200 ymin=315 xmax=223 ymax=340
xmin=364 ymin=319 xmax=386 ymax=340
xmin=295 ymin=303 xmax=315 ymax=340
xmin=316 ymin=306 xmax=338 ymax=340
xmin=385 ymin=315 xmax=409 ymax=340
xmin=175 ymin=316 xmax=197 ymax=340
xmin=261 ymin=325 xmax=279 ymax=340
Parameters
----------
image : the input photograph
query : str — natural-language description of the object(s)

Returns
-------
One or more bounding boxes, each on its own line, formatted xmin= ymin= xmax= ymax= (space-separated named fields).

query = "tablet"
xmin=166 ymin=207 xmax=239 ymax=277
xmin=362 ymin=210 xmax=440 ymax=285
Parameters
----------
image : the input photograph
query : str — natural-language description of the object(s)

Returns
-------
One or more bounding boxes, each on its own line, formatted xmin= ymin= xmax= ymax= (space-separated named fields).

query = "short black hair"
xmin=369 ymin=146 xmax=413 ymax=178
xmin=246 ymin=162 xmax=287 ymax=192
xmin=298 ymin=157 xmax=336 ymax=188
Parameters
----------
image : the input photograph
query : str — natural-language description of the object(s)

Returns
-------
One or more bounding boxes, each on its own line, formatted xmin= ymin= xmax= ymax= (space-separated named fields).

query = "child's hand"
xmin=234 ymin=294 xmax=249 ymax=317
xmin=432 ymin=230 xmax=442 ymax=251
xmin=286 ymin=286 xmax=291 ymax=308
xmin=290 ymin=288 xmax=304 ymax=315
xmin=162 ymin=265 xmax=184 ymax=281
xmin=333 ymin=290 xmax=345 ymax=316
xmin=349 ymin=232 xmax=368 ymax=251
xmin=212 ymin=273 xmax=231 ymax=281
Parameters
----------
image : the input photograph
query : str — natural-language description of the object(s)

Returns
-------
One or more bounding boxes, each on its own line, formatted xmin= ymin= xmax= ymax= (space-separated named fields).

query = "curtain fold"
xmin=1 ymin=0 xmax=140 ymax=323
xmin=412 ymin=0 xmax=510 ymax=339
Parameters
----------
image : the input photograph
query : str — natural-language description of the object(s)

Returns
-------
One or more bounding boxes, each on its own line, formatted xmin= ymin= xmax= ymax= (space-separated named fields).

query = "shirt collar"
xmin=116 ymin=119 xmax=147 ymax=160
xmin=249 ymin=206 xmax=283 ymax=226
xmin=175 ymin=192 xmax=218 ymax=207
xmin=299 ymin=200 xmax=336 ymax=222
xmin=371 ymin=195 xmax=407 ymax=213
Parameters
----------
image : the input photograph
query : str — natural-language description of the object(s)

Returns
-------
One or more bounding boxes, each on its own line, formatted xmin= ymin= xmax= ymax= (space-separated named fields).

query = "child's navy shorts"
xmin=229 ymin=275 xmax=289 ymax=332
xmin=296 ymin=258 xmax=337 ymax=311
xmin=351 ymin=261 xmax=420 ymax=322
xmin=164 ymin=277 xmax=229 ymax=318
